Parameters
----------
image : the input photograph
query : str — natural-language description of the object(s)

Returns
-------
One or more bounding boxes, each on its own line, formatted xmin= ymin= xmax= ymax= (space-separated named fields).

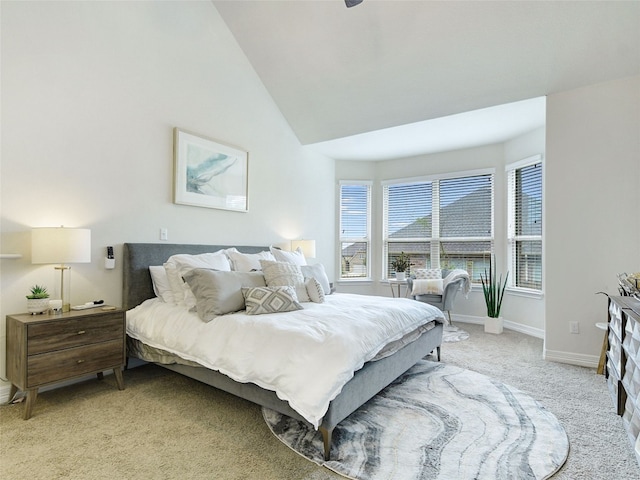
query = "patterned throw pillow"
xmin=259 ymin=259 xmax=310 ymax=302
xmin=414 ymin=268 xmax=442 ymax=280
xmin=241 ymin=286 xmax=303 ymax=315
xmin=305 ymin=277 xmax=325 ymax=303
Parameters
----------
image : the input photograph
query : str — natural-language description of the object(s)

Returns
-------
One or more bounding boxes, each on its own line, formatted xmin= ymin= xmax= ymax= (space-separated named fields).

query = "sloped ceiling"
xmin=214 ymin=1 xmax=640 ymax=160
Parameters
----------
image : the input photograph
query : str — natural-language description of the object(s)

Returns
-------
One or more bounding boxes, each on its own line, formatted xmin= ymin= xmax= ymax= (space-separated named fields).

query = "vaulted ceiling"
xmin=214 ymin=1 xmax=640 ymax=160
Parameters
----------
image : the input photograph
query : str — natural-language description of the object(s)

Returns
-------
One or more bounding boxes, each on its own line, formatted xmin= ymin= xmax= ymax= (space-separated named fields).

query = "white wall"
xmin=545 ymin=76 xmax=640 ymax=366
xmin=0 ymin=1 xmax=336 ymax=382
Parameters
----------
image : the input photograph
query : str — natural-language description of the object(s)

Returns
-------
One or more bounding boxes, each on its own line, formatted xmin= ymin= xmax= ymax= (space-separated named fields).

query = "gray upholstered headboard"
xmin=122 ymin=243 xmax=268 ymax=311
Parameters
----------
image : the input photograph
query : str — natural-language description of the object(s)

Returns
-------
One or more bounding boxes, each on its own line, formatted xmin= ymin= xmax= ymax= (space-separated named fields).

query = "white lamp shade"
xmin=32 ymin=227 xmax=91 ymax=264
xmin=291 ymin=239 xmax=316 ymax=259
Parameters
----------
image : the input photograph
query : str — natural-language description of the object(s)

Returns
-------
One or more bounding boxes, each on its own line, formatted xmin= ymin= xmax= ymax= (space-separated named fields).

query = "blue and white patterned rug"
xmin=263 ymin=361 xmax=568 ymax=480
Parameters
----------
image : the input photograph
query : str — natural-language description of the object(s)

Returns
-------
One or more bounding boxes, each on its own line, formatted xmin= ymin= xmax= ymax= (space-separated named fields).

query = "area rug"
xmin=442 ymin=323 xmax=469 ymax=342
xmin=263 ymin=361 xmax=568 ymax=480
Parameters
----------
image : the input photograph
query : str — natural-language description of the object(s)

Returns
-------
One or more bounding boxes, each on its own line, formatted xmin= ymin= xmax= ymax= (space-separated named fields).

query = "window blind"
xmin=507 ymin=157 xmax=543 ymax=291
xmin=339 ymin=183 xmax=371 ymax=279
xmin=382 ymin=171 xmax=494 ymax=280
xmin=383 ymin=182 xmax=432 ymax=275
xmin=439 ymin=174 xmax=493 ymax=280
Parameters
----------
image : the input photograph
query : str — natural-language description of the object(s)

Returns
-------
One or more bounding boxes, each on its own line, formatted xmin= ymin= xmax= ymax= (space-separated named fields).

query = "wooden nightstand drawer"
xmin=27 ymin=339 xmax=124 ymax=387
xmin=6 ymin=308 xmax=126 ymax=419
xmin=28 ymin=314 xmax=123 ymax=355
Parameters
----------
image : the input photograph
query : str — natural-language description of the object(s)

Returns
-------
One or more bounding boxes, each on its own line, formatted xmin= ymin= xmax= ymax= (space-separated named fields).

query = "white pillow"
xmin=411 ymin=278 xmax=444 ymax=295
xmin=269 ymin=246 xmax=307 ymax=266
xmin=164 ymin=251 xmax=232 ymax=308
xmin=300 ymin=263 xmax=331 ymax=295
xmin=163 ymin=262 xmax=186 ymax=306
xmin=259 ymin=259 xmax=310 ymax=302
xmin=149 ymin=266 xmax=175 ymax=303
xmin=167 ymin=251 xmax=232 ymax=275
xmin=225 ymin=248 xmax=276 ymax=272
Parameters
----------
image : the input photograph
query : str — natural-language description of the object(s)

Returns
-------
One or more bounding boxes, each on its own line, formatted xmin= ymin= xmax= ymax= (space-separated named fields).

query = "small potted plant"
xmin=26 ymin=284 xmax=50 ymax=314
xmin=391 ymin=252 xmax=411 ymax=281
xmin=480 ymin=256 xmax=508 ymax=334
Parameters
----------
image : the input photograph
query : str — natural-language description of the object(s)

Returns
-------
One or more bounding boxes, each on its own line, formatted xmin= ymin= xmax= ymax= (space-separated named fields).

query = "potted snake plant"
xmin=480 ymin=256 xmax=508 ymax=334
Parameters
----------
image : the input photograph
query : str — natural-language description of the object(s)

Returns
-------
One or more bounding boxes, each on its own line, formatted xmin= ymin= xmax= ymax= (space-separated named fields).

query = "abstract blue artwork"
xmin=174 ymin=128 xmax=248 ymax=211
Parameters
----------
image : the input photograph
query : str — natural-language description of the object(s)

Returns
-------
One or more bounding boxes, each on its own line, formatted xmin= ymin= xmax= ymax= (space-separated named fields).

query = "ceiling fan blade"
xmin=345 ymin=0 xmax=364 ymax=7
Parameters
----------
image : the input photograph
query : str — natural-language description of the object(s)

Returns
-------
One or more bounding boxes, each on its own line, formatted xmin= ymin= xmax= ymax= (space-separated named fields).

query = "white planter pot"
xmin=484 ymin=316 xmax=503 ymax=334
xmin=27 ymin=298 xmax=50 ymax=314
xmin=395 ymin=272 xmax=406 ymax=281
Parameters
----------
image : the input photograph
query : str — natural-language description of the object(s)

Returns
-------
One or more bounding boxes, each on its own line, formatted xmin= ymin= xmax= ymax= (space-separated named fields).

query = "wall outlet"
xmin=160 ymin=228 xmax=168 ymax=241
xmin=570 ymin=321 xmax=580 ymax=334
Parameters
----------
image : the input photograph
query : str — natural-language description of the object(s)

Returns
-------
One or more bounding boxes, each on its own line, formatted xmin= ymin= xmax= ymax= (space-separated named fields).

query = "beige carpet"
xmin=1 ymin=323 xmax=638 ymax=480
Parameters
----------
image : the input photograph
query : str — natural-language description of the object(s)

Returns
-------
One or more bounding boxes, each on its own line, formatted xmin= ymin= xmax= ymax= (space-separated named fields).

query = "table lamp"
xmin=32 ymin=227 xmax=91 ymax=312
xmin=291 ymin=239 xmax=316 ymax=259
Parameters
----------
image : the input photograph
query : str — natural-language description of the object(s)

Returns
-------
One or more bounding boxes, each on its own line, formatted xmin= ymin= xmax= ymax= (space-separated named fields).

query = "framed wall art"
xmin=173 ymin=128 xmax=248 ymax=212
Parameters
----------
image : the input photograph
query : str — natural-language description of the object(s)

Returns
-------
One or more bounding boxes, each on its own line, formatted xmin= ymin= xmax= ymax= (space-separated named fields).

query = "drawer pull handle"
xmin=77 ymin=330 xmax=86 ymax=335
xmin=77 ymin=359 xmax=85 ymax=364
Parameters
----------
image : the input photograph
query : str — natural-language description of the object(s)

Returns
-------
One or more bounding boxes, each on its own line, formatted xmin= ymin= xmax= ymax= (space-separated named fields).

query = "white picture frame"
xmin=173 ymin=128 xmax=248 ymax=212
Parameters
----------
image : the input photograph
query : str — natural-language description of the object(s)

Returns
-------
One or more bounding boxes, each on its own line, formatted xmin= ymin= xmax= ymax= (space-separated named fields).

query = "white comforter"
xmin=126 ymin=293 xmax=443 ymax=428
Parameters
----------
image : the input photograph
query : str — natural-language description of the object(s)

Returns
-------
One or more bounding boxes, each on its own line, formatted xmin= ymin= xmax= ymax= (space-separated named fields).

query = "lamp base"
xmin=55 ymin=265 xmax=72 ymax=313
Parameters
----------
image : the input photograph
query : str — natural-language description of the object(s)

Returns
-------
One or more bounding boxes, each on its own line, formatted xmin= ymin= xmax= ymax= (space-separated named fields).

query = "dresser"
xmin=606 ymin=295 xmax=640 ymax=464
xmin=6 ymin=307 xmax=126 ymax=419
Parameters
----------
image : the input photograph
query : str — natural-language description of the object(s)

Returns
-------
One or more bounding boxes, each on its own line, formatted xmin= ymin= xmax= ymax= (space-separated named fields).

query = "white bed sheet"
xmin=126 ymin=293 xmax=443 ymax=428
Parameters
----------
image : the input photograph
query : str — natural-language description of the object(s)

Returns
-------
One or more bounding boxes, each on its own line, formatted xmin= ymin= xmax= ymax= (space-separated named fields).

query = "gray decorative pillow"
xmin=305 ymin=277 xmax=325 ymax=303
xmin=300 ymin=263 xmax=331 ymax=295
xmin=241 ymin=286 xmax=303 ymax=315
xmin=183 ymin=269 xmax=266 ymax=321
xmin=259 ymin=259 xmax=310 ymax=302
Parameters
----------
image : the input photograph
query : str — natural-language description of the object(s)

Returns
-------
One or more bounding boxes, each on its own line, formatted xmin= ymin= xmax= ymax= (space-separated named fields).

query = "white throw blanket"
xmin=126 ymin=293 xmax=443 ymax=428
xmin=443 ymin=269 xmax=472 ymax=297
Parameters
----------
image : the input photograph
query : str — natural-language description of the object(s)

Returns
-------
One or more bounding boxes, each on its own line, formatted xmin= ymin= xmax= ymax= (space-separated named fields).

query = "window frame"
xmin=338 ymin=181 xmax=372 ymax=281
xmin=506 ymin=154 xmax=543 ymax=294
xmin=382 ymin=168 xmax=495 ymax=282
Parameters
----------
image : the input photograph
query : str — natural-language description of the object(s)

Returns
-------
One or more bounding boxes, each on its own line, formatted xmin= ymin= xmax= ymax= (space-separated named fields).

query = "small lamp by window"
xmin=291 ymin=239 xmax=316 ymax=259
xmin=32 ymin=227 xmax=91 ymax=312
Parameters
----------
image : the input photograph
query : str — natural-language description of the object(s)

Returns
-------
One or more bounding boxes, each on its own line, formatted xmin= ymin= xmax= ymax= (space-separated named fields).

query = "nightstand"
xmin=6 ymin=307 xmax=126 ymax=419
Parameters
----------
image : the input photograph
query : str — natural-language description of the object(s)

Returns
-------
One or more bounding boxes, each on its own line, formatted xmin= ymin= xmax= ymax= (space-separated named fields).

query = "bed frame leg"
xmin=437 ymin=345 xmax=441 ymax=361
xmin=319 ymin=426 xmax=332 ymax=461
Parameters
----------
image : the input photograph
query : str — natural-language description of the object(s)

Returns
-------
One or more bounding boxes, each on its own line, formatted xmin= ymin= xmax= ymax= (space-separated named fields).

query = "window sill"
xmin=505 ymin=287 xmax=544 ymax=299
xmin=337 ymin=279 xmax=373 ymax=286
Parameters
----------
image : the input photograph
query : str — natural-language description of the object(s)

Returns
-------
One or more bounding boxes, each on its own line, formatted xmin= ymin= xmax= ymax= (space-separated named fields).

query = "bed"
xmin=122 ymin=242 xmax=444 ymax=460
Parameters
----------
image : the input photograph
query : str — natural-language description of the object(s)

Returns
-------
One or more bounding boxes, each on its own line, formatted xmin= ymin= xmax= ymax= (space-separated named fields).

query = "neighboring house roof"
xmin=342 ymin=185 xmax=541 ymax=258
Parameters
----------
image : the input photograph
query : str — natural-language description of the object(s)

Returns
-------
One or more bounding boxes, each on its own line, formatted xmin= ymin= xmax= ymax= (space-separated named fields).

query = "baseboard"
xmin=543 ymin=349 xmax=599 ymax=369
xmin=451 ymin=314 xmax=598 ymax=368
xmin=451 ymin=314 xmax=545 ymax=339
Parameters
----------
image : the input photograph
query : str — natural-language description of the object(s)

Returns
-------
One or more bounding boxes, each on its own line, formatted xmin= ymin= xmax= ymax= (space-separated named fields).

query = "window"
xmin=383 ymin=170 xmax=494 ymax=281
xmin=383 ymin=182 xmax=432 ymax=275
xmin=507 ymin=155 xmax=543 ymax=291
xmin=339 ymin=182 xmax=371 ymax=280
